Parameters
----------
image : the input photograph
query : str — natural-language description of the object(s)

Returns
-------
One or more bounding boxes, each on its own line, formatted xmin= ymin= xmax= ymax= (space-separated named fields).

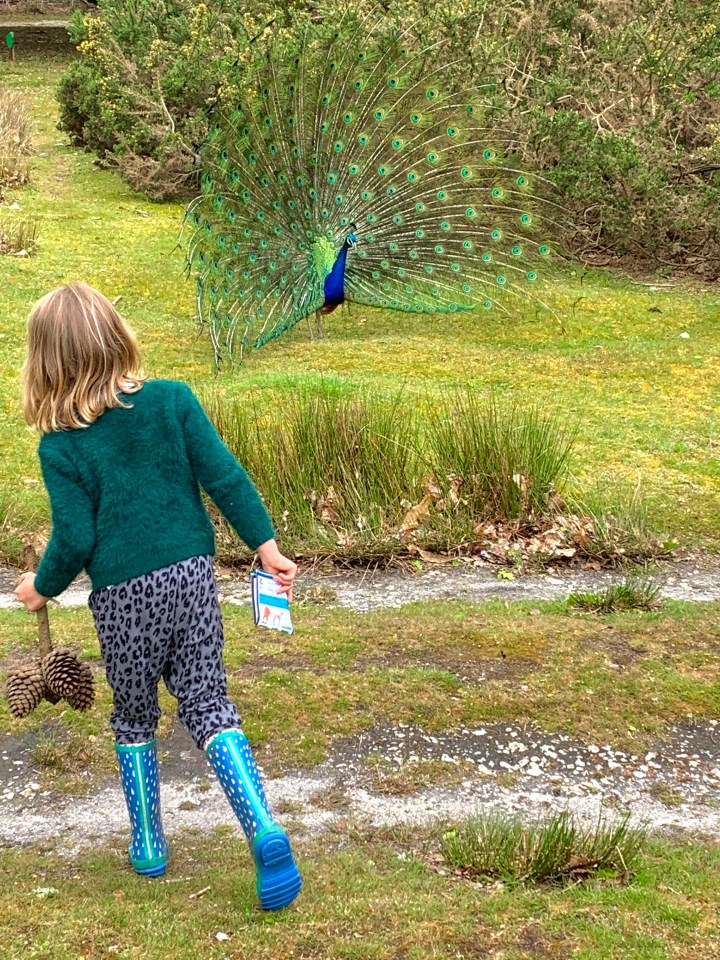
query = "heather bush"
xmin=57 ymin=0 xmax=720 ymax=271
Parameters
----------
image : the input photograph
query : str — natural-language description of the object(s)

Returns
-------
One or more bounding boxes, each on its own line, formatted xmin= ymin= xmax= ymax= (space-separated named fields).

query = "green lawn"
xmin=1 ymin=54 xmax=719 ymax=559
xmin=2 ymin=829 xmax=719 ymax=959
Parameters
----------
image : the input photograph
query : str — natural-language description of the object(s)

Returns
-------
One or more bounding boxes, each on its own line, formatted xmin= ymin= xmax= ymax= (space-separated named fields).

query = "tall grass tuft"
xmin=427 ymin=392 xmax=575 ymax=523
xmin=565 ymin=575 xmax=662 ymax=613
xmin=441 ymin=811 xmax=645 ymax=885
xmin=0 ymin=90 xmax=32 ymax=189
xmin=571 ymin=486 xmax=667 ymax=565
xmin=200 ymin=384 xmax=421 ymax=554
xmin=0 ymin=492 xmax=26 ymax=566
xmin=0 ymin=215 xmax=38 ymax=256
xmin=199 ymin=383 xmax=664 ymax=565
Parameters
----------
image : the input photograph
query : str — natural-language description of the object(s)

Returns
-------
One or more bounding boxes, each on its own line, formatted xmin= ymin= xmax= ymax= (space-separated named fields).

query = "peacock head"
xmin=346 ymin=222 xmax=357 ymax=248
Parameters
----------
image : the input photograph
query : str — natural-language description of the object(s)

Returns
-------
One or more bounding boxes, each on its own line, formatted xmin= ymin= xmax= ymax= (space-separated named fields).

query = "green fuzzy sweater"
xmin=34 ymin=380 xmax=275 ymax=597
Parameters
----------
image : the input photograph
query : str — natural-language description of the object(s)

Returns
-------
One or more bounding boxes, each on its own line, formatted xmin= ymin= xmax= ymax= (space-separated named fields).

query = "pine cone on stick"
xmin=42 ymin=648 xmax=86 ymax=698
xmin=5 ymin=544 xmax=96 ymax=717
xmin=6 ymin=659 xmax=45 ymax=719
xmin=65 ymin=663 xmax=94 ymax=713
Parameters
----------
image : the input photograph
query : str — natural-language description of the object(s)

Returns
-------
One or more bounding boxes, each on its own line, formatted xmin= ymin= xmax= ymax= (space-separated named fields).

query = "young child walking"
xmin=14 ymin=282 xmax=302 ymax=911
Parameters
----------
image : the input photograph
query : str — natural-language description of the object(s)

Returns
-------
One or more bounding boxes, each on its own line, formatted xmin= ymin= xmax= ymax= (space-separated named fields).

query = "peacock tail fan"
xmin=186 ymin=9 xmax=563 ymax=361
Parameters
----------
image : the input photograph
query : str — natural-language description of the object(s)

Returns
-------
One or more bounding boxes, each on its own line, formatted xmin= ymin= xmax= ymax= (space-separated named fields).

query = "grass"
xmin=566 ymin=576 xmax=663 ymax=614
xmin=204 ymin=384 xmax=583 ymax=560
xmin=440 ymin=811 xmax=645 ymax=885
xmin=1 ymin=598 xmax=718 ymax=782
xmin=0 ymin=828 xmax=719 ymax=959
xmin=428 ymin=389 xmax=575 ymax=520
xmin=0 ymin=54 xmax=719 ymax=558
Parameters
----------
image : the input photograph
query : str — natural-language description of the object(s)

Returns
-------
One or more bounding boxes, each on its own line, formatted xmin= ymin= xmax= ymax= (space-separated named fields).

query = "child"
xmin=14 ymin=282 xmax=302 ymax=912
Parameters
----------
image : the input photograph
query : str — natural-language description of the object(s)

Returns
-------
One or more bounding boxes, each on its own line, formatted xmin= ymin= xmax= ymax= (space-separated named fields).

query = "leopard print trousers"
xmin=88 ymin=555 xmax=242 ymax=748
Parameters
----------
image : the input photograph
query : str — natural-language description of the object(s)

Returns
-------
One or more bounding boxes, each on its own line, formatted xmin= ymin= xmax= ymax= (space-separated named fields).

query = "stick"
xmin=37 ymin=606 xmax=52 ymax=659
xmin=22 ymin=542 xmax=53 ymax=657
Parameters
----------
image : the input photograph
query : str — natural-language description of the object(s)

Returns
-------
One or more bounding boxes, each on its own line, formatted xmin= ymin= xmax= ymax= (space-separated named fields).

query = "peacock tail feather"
xmin=186 ymin=12 xmax=562 ymax=360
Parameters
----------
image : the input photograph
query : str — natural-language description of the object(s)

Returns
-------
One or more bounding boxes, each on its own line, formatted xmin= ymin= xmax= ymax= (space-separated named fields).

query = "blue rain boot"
xmin=115 ymin=740 xmax=169 ymax=877
xmin=206 ymin=729 xmax=302 ymax=910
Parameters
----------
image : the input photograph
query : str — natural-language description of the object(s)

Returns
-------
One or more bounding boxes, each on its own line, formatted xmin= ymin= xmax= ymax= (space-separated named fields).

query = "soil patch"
xmin=580 ymin=629 xmax=650 ymax=666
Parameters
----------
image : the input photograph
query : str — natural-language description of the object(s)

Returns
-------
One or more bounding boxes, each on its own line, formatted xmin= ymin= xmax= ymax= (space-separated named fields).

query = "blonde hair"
xmin=22 ymin=282 xmax=145 ymax=433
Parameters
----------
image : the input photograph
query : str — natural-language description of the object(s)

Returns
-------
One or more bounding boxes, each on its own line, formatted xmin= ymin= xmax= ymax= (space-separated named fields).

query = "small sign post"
xmin=6 ymin=32 xmax=15 ymax=62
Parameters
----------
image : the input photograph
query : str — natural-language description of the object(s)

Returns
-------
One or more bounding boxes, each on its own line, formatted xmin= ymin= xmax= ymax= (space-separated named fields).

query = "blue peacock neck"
xmin=322 ymin=230 xmax=357 ymax=310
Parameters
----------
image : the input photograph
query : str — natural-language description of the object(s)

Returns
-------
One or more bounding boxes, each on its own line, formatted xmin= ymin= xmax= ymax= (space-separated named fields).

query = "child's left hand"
xmin=14 ymin=572 xmax=49 ymax=612
xmin=257 ymin=539 xmax=297 ymax=602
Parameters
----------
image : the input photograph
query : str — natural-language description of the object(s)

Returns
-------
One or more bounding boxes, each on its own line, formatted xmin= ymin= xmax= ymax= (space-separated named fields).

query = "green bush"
xmin=57 ymin=0 xmax=304 ymax=199
xmin=57 ymin=0 xmax=720 ymax=271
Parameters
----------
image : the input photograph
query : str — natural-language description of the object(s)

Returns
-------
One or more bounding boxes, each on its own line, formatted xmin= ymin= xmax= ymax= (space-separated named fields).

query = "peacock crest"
xmin=186 ymin=15 xmax=560 ymax=360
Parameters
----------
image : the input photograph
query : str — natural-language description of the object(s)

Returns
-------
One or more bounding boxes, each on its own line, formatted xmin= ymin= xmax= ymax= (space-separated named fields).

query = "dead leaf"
xmin=424 ymin=477 xmax=443 ymax=500
xmin=318 ymin=486 xmax=339 ymax=524
xmin=400 ymin=493 xmax=433 ymax=534
xmin=416 ymin=548 xmax=454 ymax=564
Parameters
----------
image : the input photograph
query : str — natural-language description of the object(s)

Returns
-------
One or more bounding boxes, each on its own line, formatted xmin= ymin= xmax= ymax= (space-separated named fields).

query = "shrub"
xmin=0 ymin=90 xmax=32 ymax=190
xmin=57 ymin=0 xmax=720 ymax=271
xmin=57 ymin=0 xmax=306 ymax=198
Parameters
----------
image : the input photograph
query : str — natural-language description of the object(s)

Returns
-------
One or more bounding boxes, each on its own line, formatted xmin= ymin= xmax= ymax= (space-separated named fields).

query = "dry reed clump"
xmin=0 ymin=90 xmax=32 ymax=190
xmin=0 ymin=216 xmax=38 ymax=256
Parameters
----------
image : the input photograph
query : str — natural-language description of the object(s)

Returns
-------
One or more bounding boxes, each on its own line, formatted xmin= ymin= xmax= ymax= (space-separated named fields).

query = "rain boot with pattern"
xmin=116 ymin=740 xmax=169 ymax=876
xmin=206 ymin=729 xmax=301 ymax=910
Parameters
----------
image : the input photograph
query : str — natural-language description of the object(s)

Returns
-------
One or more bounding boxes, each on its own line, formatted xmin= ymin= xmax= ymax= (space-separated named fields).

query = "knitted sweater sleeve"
xmin=178 ymin=385 xmax=275 ymax=551
xmin=34 ymin=442 xmax=96 ymax=598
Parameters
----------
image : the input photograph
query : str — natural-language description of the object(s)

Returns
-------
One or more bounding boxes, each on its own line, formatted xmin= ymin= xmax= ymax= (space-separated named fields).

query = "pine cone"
xmin=65 ymin=663 xmax=94 ymax=713
xmin=42 ymin=648 xmax=86 ymax=698
xmin=6 ymin=659 xmax=45 ymax=719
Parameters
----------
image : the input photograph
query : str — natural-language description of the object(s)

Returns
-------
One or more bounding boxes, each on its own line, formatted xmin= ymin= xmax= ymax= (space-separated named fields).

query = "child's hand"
xmin=257 ymin=539 xmax=297 ymax=602
xmin=14 ymin=572 xmax=49 ymax=612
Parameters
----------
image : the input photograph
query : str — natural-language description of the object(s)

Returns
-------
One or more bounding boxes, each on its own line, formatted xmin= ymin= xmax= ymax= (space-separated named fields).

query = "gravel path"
xmin=1 ymin=719 xmax=718 ymax=852
xmin=2 ymin=557 xmax=720 ymax=612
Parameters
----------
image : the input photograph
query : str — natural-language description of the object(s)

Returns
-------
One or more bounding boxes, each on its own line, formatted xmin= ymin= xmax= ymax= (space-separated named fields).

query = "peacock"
xmin=185 ymin=13 xmax=560 ymax=361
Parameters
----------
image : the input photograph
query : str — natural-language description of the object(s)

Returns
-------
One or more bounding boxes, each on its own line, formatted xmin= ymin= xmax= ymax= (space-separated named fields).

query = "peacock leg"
xmin=317 ymin=312 xmax=325 ymax=339
xmin=306 ymin=314 xmax=315 ymax=340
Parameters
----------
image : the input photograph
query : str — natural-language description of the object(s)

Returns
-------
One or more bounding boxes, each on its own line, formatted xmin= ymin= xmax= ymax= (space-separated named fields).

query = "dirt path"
xmin=2 ymin=556 xmax=720 ymax=612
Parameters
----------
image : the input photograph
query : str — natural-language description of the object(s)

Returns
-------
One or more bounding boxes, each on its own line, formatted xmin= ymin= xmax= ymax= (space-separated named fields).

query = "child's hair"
xmin=22 ymin=282 xmax=145 ymax=433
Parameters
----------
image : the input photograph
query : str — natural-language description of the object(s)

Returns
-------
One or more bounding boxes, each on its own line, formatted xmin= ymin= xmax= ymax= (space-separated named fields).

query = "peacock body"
xmin=186 ymin=14 xmax=559 ymax=360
